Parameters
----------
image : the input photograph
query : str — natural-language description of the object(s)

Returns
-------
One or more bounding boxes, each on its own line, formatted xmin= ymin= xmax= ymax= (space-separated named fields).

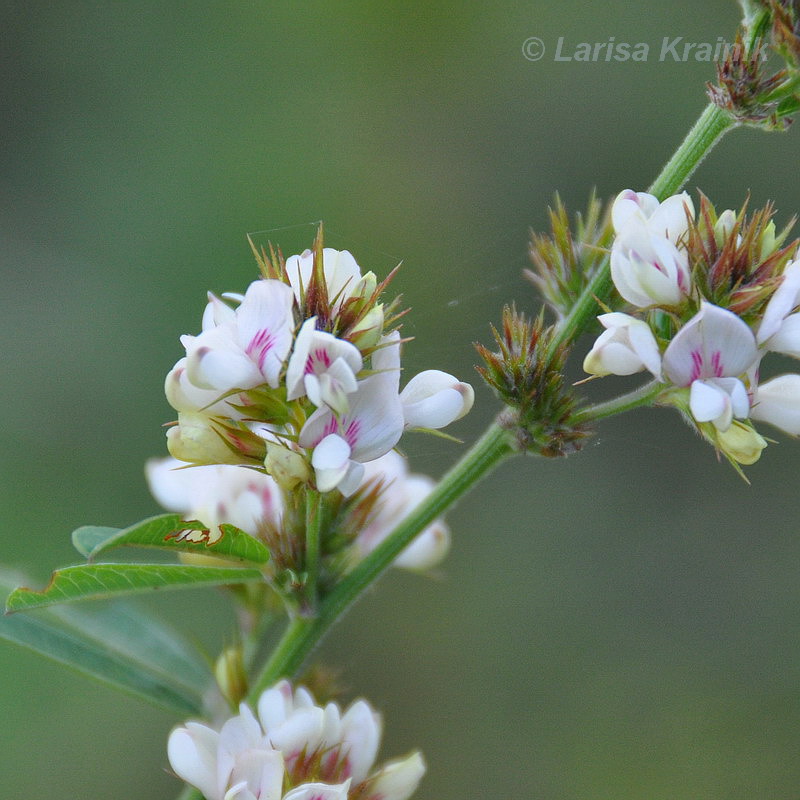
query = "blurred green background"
xmin=3 ymin=1 xmax=800 ymax=798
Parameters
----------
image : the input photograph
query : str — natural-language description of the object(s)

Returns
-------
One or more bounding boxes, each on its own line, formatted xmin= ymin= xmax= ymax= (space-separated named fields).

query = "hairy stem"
xmin=573 ymin=378 xmax=665 ymax=423
xmin=249 ymin=422 xmax=514 ymax=698
xmin=303 ymin=489 xmax=322 ymax=611
xmin=546 ymin=103 xmax=734 ymax=362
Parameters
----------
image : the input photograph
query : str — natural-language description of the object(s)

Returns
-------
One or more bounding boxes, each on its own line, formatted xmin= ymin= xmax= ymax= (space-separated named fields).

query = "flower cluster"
xmin=584 ymin=189 xmax=800 ymax=466
xmin=164 ymin=241 xmax=473 ymax=497
xmin=168 ymin=680 xmax=425 ymax=800
xmin=145 ymin=452 xmax=450 ymax=572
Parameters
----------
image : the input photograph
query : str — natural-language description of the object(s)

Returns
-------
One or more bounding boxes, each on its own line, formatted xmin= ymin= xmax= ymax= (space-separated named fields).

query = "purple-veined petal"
xmin=663 ymin=302 xmax=758 ymax=387
xmin=234 ymin=279 xmax=295 ymax=388
xmin=183 ymin=324 xmax=265 ymax=391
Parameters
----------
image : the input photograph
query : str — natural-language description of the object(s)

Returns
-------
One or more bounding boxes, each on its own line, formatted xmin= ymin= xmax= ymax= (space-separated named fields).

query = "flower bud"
xmin=714 ymin=420 xmax=767 ymax=465
xmin=400 ymin=370 xmax=474 ymax=429
xmin=167 ymin=413 xmax=244 ymax=465
xmin=264 ymin=442 xmax=312 ymax=491
xmin=582 ymin=313 xmax=662 ymax=378
xmin=714 ymin=209 xmax=737 ymax=245
xmin=348 ymin=304 xmax=385 ymax=350
xmin=214 ymin=646 xmax=247 ymax=707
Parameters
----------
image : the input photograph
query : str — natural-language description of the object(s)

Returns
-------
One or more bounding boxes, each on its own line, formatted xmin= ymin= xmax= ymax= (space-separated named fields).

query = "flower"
xmin=146 ymin=457 xmax=282 ymax=537
xmin=285 ymin=318 xmax=363 ymax=414
xmin=300 ymin=334 xmax=405 ymax=495
xmin=168 ymin=681 xmax=425 ymax=800
xmin=285 ymin=248 xmax=372 ymax=314
xmin=182 ymin=279 xmax=296 ymax=392
xmin=662 ymin=302 xmax=758 ymax=431
xmin=757 ymin=258 xmax=800 ymax=354
xmin=356 ymin=451 xmax=450 ymax=571
xmin=400 ymin=370 xmax=474 ymax=430
xmin=609 ymin=189 xmax=694 ymax=308
xmin=714 ymin=420 xmax=768 ymax=465
xmin=583 ymin=312 xmax=662 ymax=378
xmin=612 ymin=189 xmax=694 ymax=241
xmin=160 ymin=239 xmax=473 ymax=496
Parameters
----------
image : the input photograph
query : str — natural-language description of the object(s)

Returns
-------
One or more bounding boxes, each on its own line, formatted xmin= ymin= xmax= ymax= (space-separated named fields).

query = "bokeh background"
xmin=3 ymin=1 xmax=800 ymax=798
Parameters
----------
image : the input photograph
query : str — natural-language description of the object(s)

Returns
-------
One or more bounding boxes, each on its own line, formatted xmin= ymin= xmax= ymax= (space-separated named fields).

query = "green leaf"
xmin=74 ymin=513 xmax=270 ymax=565
xmin=6 ymin=562 xmax=265 ymax=612
xmin=0 ymin=569 xmax=208 ymax=713
xmin=72 ymin=525 xmax=121 ymax=557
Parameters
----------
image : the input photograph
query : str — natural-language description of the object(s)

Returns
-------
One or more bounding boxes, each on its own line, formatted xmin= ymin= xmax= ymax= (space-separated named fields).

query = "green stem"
xmin=546 ymin=102 xmax=734 ymax=362
xmin=303 ymin=490 xmax=322 ymax=610
xmin=248 ymin=91 xmax=738 ymax=707
xmin=573 ymin=378 xmax=664 ymax=423
xmin=647 ymin=103 xmax=734 ymax=200
xmin=249 ymin=422 xmax=514 ymax=698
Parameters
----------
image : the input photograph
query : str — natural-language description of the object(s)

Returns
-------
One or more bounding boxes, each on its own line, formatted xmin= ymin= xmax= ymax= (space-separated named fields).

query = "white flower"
xmin=400 ymin=370 xmax=474 ymax=429
xmin=285 ymin=317 xmax=363 ymax=414
xmin=612 ymin=189 xmax=694 ymax=242
xmin=357 ymin=451 xmax=450 ymax=571
xmin=183 ymin=279 xmax=295 ymax=392
xmin=609 ymin=189 xmax=694 ymax=308
xmin=286 ymin=248 xmax=373 ymax=313
xmin=165 ymin=357 xmax=238 ymax=417
xmin=750 ymin=373 xmax=800 ymax=435
xmin=146 ymin=457 xmax=282 ymax=536
xmin=299 ymin=334 xmax=405 ymax=495
xmin=168 ymin=706 xmax=285 ymax=800
xmin=168 ymin=681 xmax=425 ymax=800
xmin=757 ymin=259 xmax=800 ymax=354
xmin=582 ymin=312 xmax=662 ymax=378
xmin=663 ymin=302 xmax=758 ymax=431
xmin=610 ymin=223 xmax=691 ymax=308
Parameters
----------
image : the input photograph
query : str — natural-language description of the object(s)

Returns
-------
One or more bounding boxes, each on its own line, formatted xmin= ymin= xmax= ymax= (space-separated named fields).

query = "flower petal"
xmin=663 ymin=302 xmax=758 ymax=387
xmin=757 ymin=259 xmax=800 ymax=344
xmin=689 ymin=379 xmax=729 ymax=425
xmin=339 ymin=700 xmax=381 ymax=783
xmin=367 ymin=752 xmax=426 ymax=800
xmin=234 ymin=279 xmax=295 ymax=388
xmin=400 ymin=370 xmax=474 ymax=429
xmin=168 ymin=723 xmax=220 ymax=800
xmin=311 ymin=434 xmax=353 ymax=493
xmin=750 ymin=374 xmax=800 ymax=435
xmin=283 ymin=780 xmax=351 ymax=800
